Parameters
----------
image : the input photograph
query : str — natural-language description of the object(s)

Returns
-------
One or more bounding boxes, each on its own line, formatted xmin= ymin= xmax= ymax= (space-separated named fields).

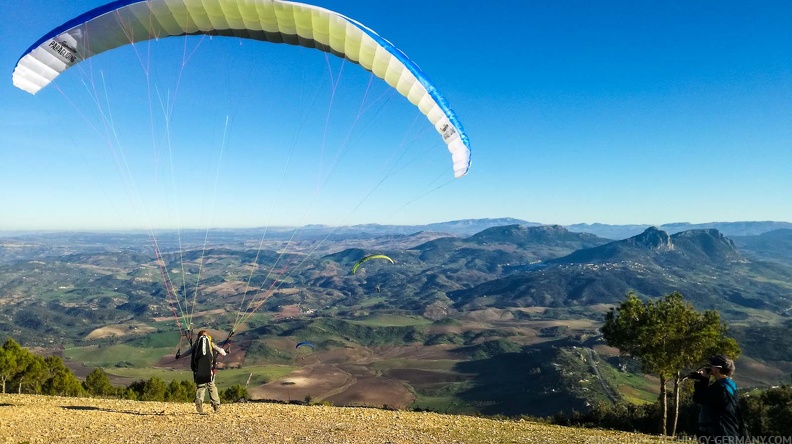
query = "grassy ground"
xmin=609 ymin=370 xmax=659 ymax=404
xmin=104 ymin=365 xmax=296 ymax=391
xmin=65 ymin=344 xmax=171 ymax=368
xmin=410 ymin=393 xmax=468 ymax=414
xmin=370 ymin=359 xmax=460 ymax=371
xmin=348 ymin=314 xmax=435 ymax=327
xmin=355 ymin=296 xmax=387 ymax=307
xmin=124 ymin=331 xmax=181 ymax=348
xmin=0 ymin=393 xmax=681 ymax=444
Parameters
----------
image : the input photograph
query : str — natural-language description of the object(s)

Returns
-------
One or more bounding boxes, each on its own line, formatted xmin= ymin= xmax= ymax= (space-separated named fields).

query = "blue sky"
xmin=0 ymin=1 xmax=790 ymax=231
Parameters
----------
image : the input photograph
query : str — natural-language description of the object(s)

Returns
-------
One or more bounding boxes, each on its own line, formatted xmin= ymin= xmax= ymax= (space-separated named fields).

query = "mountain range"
xmin=277 ymin=219 xmax=792 ymax=239
xmin=441 ymin=226 xmax=792 ymax=317
xmin=4 ymin=218 xmax=790 ymax=241
xmin=2 ymin=219 xmax=791 ymax=415
xmin=2 ymin=222 xmax=791 ymax=319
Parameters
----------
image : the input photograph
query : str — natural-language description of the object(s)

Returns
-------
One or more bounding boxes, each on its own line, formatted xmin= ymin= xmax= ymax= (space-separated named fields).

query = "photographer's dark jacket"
xmin=692 ymin=376 xmax=741 ymax=438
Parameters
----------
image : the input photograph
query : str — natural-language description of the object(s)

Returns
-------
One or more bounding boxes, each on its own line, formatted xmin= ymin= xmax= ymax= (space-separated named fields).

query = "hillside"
xmin=732 ymin=229 xmax=792 ymax=264
xmin=554 ymin=228 xmax=743 ymax=267
xmin=1 ymin=224 xmax=791 ymax=417
xmin=566 ymin=221 xmax=792 ymax=240
xmin=0 ymin=394 xmax=667 ymax=444
xmin=449 ymin=227 xmax=792 ymax=317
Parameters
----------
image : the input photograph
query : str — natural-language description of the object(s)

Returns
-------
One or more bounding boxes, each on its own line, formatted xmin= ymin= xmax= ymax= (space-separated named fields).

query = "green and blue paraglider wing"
xmin=351 ymin=254 xmax=394 ymax=275
xmin=12 ymin=0 xmax=471 ymax=178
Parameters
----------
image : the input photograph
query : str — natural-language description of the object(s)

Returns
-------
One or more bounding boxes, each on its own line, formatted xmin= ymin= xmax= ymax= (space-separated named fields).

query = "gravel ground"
xmin=0 ymin=394 xmax=674 ymax=443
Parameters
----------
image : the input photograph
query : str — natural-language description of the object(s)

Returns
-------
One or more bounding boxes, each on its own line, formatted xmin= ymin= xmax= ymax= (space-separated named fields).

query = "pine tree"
xmin=42 ymin=356 xmax=84 ymax=397
xmin=0 ymin=339 xmax=22 ymax=394
xmin=164 ymin=380 xmax=188 ymax=402
xmin=140 ymin=377 xmax=167 ymax=401
xmin=83 ymin=368 xmax=114 ymax=397
xmin=603 ymin=292 xmax=740 ymax=436
xmin=14 ymin=354 xmax=47 ymax=394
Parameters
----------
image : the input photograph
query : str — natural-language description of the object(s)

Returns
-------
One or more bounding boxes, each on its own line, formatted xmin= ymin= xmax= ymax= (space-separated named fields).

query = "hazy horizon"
xmin=1 ymin=217 xmax=790 ymax=236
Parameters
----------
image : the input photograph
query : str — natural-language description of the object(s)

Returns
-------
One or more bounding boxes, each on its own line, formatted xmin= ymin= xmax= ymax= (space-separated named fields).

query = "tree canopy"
xmin=602 ymin=292 xmax=740 ymax=435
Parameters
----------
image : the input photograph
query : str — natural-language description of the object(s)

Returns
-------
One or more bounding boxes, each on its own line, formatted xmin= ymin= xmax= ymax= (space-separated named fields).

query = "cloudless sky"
xmin=0 ymin=1 xmax=790 ymax=231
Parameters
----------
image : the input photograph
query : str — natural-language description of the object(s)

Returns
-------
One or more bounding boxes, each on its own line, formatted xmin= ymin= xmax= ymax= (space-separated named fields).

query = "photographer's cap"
xmin=709 ymin=355 xmax=735 ymax=373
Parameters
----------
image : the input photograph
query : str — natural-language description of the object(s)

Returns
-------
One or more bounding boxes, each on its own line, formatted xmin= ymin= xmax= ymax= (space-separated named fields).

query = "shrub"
xmin=221 ymin=384 xmax=249 ymax=403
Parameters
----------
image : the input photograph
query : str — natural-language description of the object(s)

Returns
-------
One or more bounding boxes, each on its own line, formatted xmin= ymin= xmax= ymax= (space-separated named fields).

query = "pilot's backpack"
xmin=191 ymin=334 xmax=215 ymax=384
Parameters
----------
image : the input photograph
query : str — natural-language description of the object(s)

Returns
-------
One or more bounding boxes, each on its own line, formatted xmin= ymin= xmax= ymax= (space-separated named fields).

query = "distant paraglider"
xmin=351 ymin=254 xmax=394 ymax=275
xmin=295 ymin=341 xmax=316 ymax=361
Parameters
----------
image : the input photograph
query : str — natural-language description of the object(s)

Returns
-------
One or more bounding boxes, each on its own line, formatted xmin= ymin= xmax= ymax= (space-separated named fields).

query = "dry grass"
xmin=462 ymin=308 xmax=516 ymax=322
xmin=151 ymin=309 xmax=225 ymax=323
xmin=201 ymin=280 xmax=250 ymax=297
xmin=733 ymin=356 xmax=789 ymax=386
xmin=273 ymin=303 xmax=302 ymax=320
xmin=84 ymin=323 xmax=156 ymax=340
xmin=0 ymin=394 xmax=675 ymax=444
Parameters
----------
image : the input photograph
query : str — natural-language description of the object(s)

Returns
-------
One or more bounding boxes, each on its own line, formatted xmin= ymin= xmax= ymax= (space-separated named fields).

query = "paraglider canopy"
xmin=351 ymin=254 xmax=394 ymax=274
xmin=296 ymin=341 xmax=315 ymax=350
xmin=12 ymin=0 xmax=471 ymax=178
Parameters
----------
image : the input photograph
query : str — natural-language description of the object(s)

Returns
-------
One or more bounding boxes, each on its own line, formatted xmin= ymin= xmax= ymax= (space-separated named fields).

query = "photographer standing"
xmin=691 ymin=355 xmax=744 ymax=442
